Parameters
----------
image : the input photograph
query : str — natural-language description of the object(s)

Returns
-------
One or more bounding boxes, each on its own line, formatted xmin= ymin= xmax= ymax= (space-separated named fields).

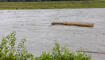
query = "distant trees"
xmin=0 ymin=0 xmax=41 ymax=2
xmin=0 ymin=0 xmax=98 ymax=2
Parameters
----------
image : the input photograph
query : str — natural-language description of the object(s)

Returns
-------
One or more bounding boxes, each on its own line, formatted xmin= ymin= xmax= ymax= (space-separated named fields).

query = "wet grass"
xmin=0 ymin=1 xmax=105 ymax=9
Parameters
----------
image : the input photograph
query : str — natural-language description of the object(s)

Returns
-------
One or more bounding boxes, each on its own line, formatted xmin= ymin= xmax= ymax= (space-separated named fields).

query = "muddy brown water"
xmin=0 ymin=8 xmax=105 ymax=60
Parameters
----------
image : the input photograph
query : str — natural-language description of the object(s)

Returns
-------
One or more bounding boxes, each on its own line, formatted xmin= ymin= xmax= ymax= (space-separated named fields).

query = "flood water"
xmin=0 ymin=8 xmax=105 ymax=60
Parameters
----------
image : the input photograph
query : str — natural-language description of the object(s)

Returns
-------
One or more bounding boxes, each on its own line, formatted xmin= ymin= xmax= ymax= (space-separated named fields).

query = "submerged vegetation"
xmin=0 ymin=1 xmax=105 ymax=9
xmin=0 ymin=31 xmax=91 ymax=60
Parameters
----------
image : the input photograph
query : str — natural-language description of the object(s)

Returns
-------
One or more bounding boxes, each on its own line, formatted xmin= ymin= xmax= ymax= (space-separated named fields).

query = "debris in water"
xmin=51 ymin=22 xmax=94 ymax=27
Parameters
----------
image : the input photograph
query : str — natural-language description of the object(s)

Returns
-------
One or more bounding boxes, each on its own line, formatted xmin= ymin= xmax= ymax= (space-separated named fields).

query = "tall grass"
xmin=0 ymin=31 xmax=91 ymax=60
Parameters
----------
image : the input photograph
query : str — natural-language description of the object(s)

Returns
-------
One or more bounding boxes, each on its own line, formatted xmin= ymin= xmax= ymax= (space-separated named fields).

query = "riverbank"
xmin=0 ymin=1 xmax=105 ymax=9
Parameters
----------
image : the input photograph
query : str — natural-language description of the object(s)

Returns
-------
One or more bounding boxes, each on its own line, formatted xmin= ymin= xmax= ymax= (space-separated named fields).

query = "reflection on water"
xmin=0 ymin=8 xmax=105 ymax=60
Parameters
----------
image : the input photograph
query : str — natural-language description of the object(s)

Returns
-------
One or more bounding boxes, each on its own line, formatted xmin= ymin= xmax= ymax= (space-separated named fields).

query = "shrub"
xmin=35 ymin=41 xmax=91 ymax=60
xmin=0 ymin=31 xmax=91 ymax=60
xmin=0 ymin=31 xmax=33 ymax=60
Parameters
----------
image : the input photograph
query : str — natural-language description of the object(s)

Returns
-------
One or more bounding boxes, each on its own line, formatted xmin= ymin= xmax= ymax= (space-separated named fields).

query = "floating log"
xmin=51 ymin=22 xmax=94 ymax=27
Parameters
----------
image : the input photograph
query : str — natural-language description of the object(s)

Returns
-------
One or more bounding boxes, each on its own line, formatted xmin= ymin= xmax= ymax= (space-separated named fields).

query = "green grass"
xmin=0 ymin=31 xmax=91 ymax=60
xmin=0 ymin=1 xmax=105 ymax=9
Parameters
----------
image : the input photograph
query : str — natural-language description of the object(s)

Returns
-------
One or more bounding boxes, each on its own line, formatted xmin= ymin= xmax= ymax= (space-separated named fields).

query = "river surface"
xmin=0 ymin=8 xmax=105 ymax=60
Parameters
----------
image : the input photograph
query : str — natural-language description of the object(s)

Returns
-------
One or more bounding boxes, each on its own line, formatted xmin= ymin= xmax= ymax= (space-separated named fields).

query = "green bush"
xmin=35 ymin=41 xmax=91 ymax=60
xmin=0 ymin=31 xmax=33 ymax=60
xmin=0 ymin=31 xmax=91 ymax=60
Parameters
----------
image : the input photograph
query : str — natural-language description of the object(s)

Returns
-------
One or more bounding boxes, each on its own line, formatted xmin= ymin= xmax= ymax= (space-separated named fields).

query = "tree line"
xmin=0 ymin=0 xmax=90 ymax=2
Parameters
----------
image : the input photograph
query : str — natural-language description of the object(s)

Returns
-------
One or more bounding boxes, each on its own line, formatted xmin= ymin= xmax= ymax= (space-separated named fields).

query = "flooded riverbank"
xmin=0 ymin=8 xmax=105 ymax=60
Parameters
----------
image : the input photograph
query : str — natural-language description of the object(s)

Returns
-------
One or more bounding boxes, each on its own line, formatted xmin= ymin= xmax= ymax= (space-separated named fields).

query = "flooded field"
xmin=0 ymin=8 xmax=105 ymax=60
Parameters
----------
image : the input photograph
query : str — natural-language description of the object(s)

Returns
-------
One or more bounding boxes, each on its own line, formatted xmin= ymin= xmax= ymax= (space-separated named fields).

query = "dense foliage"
xmin=0 ymin=31 xmax=91 ymax=60
xmin=0 ymin=31 xmax=33 ymax=60
xmin=0 ymin=0 xmax=104 ymax=2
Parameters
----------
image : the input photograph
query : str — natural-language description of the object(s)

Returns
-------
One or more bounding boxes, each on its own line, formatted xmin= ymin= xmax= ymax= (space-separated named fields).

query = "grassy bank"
xmin=0 ymin=1 xmax=105 ymax=9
